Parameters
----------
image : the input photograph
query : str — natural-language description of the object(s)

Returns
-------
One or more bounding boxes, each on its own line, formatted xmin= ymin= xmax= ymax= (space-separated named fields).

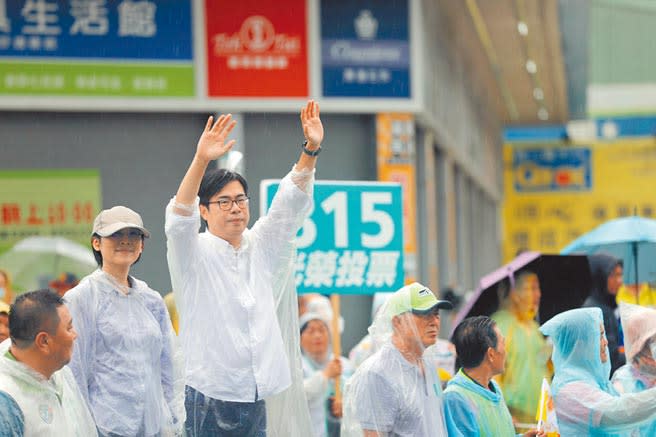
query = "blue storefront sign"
xmin=0 ymin=0 xmax=192 ymax=60
xmin=513 ymin=147 xmax=592 ymax=192
xmin=0 ymin=0 xmax=193 ymax=97
xmin=261 ymin=180 xmax=404 ymax=294
xmin=320 ymin=0 xmax=410 ymax=98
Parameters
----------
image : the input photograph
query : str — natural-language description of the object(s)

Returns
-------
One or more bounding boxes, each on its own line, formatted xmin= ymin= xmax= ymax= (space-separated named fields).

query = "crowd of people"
xmin=1 ymin=100 xmax=656 ymax=436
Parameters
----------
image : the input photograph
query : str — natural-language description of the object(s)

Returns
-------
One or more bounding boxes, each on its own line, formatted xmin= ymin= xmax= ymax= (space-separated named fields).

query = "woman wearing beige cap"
xmin=65 ymin=206 xmax=185 ymax=437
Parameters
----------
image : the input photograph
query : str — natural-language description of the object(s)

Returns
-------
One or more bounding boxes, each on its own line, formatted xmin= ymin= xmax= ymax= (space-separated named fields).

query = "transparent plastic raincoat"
xmin=0 ymin=339 xmax=97 ymax=436
xmin=348 ymin=292 xmax=394 ymax=368
xmin=611 ymin=303 xmax=656 ymax=436
xmin=341 ymin=283 xmax=449 ymax=437
xmin=300 ymin=312 xmax=354 ymax=437
xmin=540 ymin=307 xmax=656 ymax=436
xmin=66 ymin=270 xmax=185 ymax=436
xmin=165 ymin=167 xmax=314 ymax=436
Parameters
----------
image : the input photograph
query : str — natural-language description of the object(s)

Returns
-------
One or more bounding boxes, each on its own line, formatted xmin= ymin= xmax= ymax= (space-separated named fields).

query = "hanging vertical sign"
xmin=205 ymin=0 xmax=308 ymax=97
xmin=376 ymin=113 xmax=417 ymax=283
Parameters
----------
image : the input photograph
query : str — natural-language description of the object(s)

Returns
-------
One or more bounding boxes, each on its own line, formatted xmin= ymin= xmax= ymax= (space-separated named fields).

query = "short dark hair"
xmin=9 ymin=290 xmax=64 ymax=348
xmin=199 ymin=169 xmax=248 ymax=205
xmin=451 ymin=316 xmax=498 ymax=368
xmin=91 ymin=232 xmax=143 ymax=267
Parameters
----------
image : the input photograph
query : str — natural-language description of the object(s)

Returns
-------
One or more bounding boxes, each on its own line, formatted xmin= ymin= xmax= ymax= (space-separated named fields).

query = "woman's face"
xmin=600 ymin=323 xmax=609 ymax=363
xmin=93 ymin=228 xmax=144 ymax=270
xmin=301 ymin=319 xmax=329 ymax=357
xmin=511 ymin=273 xmax=541 ymax=321
xmin=635 ymin=338 xmax=656 ymax=377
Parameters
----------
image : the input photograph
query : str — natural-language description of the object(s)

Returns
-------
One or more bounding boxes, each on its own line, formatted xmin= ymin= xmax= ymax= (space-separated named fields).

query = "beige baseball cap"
xmin=92 ymin=206 xmax=151 ymax=238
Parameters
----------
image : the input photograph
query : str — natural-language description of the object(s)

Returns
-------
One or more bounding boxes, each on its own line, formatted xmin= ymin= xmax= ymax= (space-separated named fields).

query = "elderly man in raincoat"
xmin=540 ymin=307 xmax=656 ymax=436
xmin=341 ymin=282 xmax=452 ymax=437
xmin=611 ymin=303 xmax=656 ymax=436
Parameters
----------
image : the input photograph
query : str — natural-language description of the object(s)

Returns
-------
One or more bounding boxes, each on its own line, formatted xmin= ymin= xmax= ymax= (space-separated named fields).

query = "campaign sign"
xmin=261 ymin=180 xmax=404 ymax=294
xmin=0 ymin=0 xmax=193 ymax=96
xmin=320 ymin=0 xmax=410 ymax=98
xmin=205 ymin=0 xmax=308 ymax=97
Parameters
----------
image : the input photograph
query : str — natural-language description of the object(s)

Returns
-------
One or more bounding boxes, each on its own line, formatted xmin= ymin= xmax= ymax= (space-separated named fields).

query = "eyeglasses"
xmin=207 ymin=196 xmax=250 ymax=211
xmin=107 ymin=229 xmax=144 ymax=241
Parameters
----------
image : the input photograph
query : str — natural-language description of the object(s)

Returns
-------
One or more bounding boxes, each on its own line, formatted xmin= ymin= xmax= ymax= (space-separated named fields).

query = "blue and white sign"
xmin=0 ymin=0 xmax=192 ymax=60
xmin=261 ymin=180 xmax=404 ymax=295
xmin=513 ymin=147 xmax=592 ymax=192
xmin=320 ymin=0 xmax=410 ymax=98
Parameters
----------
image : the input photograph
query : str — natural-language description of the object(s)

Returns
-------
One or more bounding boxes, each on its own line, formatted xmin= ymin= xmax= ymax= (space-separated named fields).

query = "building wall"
xmin=0 ymin=110 xmax=379 ymax=352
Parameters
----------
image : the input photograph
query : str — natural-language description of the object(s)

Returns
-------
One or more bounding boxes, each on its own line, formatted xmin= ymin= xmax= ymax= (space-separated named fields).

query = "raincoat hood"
xmin=619 ymin=303 xmax=656 ymax=363
xmin=588 ymin=254 xmax=623 ymax=308
xmin=540 ymin=307 xmax=612 ymax=396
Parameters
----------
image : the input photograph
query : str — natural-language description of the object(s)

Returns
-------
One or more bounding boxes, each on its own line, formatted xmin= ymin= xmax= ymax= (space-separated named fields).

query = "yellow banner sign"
xmin=503 ymin=138 xmax=656 ymax=261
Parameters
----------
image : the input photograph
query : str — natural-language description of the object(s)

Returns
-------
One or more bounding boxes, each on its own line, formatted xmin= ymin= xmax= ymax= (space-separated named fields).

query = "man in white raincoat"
xmin=166 ymin=100 xmax=323 ymax=436
xmin=0 ymin=290 xmax=97 ymax=436
xmin=341 ymin=282 xmax=452 ymax=436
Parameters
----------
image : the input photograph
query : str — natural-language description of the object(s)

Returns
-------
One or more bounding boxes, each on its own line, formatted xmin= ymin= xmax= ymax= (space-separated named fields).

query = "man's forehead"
xmin=214 ymin=180 xmax=246 ymax=196
xmin=57 ymin=305 xmax=72 ymax=321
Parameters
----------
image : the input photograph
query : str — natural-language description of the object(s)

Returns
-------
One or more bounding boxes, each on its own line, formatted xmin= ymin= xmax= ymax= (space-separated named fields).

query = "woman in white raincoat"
xmin=540 ymin=307 xmax=656 ymax=436
xmin=66 ymin=206 xmax=185 ymax=436
xmin=611 ymin=303 xmax=656 ymax=436
xmin=300 ymin=311 xmax=353 ymax=437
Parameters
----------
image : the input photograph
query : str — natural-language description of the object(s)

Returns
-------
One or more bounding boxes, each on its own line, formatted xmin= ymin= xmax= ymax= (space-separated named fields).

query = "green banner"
xmin=0 ymin=169 xmax=101 ymax=255
xmin=0 ymin=61 xmax=194 ymax=96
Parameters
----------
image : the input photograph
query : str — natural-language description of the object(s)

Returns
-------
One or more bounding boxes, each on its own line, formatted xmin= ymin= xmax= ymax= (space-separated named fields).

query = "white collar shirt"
xmin=165 ymin=170 xmax=313 ymax=402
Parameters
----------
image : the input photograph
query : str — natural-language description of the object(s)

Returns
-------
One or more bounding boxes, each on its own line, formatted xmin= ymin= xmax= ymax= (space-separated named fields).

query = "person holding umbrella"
xmin=491 ymin=270 xmax=551 ymax=424
xmin=583 ymin=253 xmax=625 ymax=373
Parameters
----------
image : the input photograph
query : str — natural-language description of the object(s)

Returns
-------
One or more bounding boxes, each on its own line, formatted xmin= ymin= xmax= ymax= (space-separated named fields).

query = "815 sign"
xmin=261 ymin=180 xmax=404 ymax=294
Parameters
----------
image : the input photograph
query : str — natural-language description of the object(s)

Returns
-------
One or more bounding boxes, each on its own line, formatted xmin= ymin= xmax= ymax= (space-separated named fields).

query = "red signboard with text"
xmin=205 ymin=0 xmax=308 ymax=97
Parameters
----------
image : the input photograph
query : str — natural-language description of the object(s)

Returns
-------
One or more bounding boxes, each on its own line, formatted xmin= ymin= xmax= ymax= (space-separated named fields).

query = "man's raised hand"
xmin=300 ymin=100 xmax=324 ymax=149
xmin=195 ymin=114 xmax=237 ymax=162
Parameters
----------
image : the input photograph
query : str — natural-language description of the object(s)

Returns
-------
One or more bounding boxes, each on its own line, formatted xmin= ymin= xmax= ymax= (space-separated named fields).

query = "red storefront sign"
xmin=205 ymin=0 xmax=308 ymax=97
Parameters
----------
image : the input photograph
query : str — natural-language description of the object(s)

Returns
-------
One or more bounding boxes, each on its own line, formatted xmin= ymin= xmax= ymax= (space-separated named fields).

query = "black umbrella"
xmin=451 ymin=251 xmax=592 ymax=335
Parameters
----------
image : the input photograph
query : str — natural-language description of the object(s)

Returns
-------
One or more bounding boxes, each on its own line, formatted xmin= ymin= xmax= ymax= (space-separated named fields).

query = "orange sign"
xmin=376 ymin=113 xmax=417 ymax=283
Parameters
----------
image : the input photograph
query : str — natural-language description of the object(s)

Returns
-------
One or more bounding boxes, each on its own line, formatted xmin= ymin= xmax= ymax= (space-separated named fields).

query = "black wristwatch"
xmin=302 ymin=140 xmax=322 ymax=157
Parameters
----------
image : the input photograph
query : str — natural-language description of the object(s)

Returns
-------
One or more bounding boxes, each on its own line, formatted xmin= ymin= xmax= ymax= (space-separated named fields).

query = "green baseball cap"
xmin=387 ymin=282 xmax=453 ymax=317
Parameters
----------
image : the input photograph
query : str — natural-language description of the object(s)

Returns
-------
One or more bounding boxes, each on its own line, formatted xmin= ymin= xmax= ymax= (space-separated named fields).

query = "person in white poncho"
xmin=341 ymin=282 xmax=453 ymax=437
xmin=66 ymin=206 xmax=185 ymax=436
xmin=166 ymin=100 xmax=324 ymax=436
xmin=0 ymin=290 xmax=97 ymax=437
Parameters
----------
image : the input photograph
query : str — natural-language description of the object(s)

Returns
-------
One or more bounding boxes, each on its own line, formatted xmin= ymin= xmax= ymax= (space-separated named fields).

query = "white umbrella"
xmin=0 ymin=236 xmax=97 ymax=293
